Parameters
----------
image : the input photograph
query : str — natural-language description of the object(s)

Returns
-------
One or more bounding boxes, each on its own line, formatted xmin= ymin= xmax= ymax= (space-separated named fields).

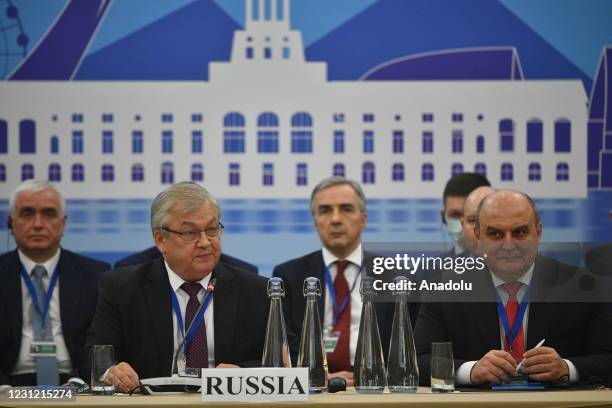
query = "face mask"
xmin=445 ymin=218 xmax=464 ymax=248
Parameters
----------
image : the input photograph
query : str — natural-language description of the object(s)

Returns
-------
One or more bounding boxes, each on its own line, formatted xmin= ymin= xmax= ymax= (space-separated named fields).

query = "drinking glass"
xmin=430 ymin=342 xmax=454 ymax=393
xmin=91 ymin=345 xmax=116 ymax=395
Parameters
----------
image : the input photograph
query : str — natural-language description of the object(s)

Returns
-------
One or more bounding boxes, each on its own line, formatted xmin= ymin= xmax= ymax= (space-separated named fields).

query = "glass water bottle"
xmin=297 ymin=277 xmax=328 ymax=393
xmin=387 ymin=276 xmax=419 ymax=392
xmin=353 ymin=276 xmax=386 ymax=393
xmin=261 ymin=277 xmax=292 ymax=368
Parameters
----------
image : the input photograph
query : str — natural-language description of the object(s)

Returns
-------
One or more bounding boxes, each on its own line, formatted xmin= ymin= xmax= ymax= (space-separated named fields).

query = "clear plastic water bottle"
xmin=353 ymin=276 xmax=386 ymax=393
xmin=261 ymin=277 xmax=292 ymax=367
xmin=297 ymin=277 xmax=328 ymax=393
xmin=387 ymin=276 xmax=419 ymax=392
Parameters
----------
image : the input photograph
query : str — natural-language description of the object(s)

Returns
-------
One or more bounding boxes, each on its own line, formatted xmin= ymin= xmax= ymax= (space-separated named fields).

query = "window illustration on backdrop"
xmin=21 ymin=163 xmax=34 ymax=181
xmin=72 ymin=164 xmax=84 ymax=182
xmin=422 ymin=163 xmax=434 ymax=181
xmin=362 ymin=162 xmax=375 ymax=184
xmin=224 ymin=112 xmax=246 ymax=153
xmin=258 ymin=112 xmax=279 ymax=153
xmin=499 ymin=119 xmax=514 ymax=152
xmin=132 ymin=164 xmax=144 ymax=182
xmin=291 ymin=112 xmax=313 ymax=153
xmin=161 ymin=162 xmax=174 ymax=184
xmin=191 ymin=163 xmax=204 ymax=182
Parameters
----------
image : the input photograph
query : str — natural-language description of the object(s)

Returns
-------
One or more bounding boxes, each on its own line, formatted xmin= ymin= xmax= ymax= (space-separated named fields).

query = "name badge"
xmin=201 ymin=367 xmax=308 ymax=402
xmin=323 ymin=331 xmax=341 ymax=353
xmin=30 ymin=342 xmax=57 ymax=357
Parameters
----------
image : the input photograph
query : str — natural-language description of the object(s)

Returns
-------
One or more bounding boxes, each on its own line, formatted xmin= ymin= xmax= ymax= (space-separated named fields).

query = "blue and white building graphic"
xmin=588 ymin=46 xmax=612 ymax=190
xmin=0 ymin=0 xmax=611 ymax=265
xmin=0 ymin=0 xmax=590 ymax=198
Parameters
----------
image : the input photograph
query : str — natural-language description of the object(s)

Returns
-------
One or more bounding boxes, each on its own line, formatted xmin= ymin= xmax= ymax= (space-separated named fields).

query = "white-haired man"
xmin=0 ymin=180 xmax=110 ymax=386
xmin=86 ymin=182 xmax=271 ymax=393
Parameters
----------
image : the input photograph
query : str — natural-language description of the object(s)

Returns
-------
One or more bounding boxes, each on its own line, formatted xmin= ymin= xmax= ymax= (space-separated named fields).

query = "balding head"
xmin=475 ymin=190 xmax=540 ymax=233
xmin=474 ymin=190 xmax=542 ymax=281
xmin=461 ymin=186 xmax=496 ymax=252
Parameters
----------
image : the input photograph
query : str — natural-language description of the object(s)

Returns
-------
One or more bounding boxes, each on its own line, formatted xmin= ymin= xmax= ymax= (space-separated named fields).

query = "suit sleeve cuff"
xmin=456 ymin=361 xmax=478 ymax=385
xmin=563 ymin=359 xmax=579 ymax=383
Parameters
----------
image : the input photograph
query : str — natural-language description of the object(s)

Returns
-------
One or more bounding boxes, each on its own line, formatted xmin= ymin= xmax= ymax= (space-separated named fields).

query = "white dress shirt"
xmin=165 ymin=261 xmax=215 ymax=370
xmin=321 ymin=244 xmax=363 ymax=366
xmin=13 ymin=249 xmax=73 ymax=375
xmin=456 ymin=264 xmax=579 ymax=384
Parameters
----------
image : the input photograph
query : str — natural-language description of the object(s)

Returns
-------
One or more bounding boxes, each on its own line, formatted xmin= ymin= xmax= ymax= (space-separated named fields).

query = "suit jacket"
xmin=414 ymin=255 xmax=612 ymax=385
xmin=85 ymin=259 xmax=270 ymax=379
xmin=273 ymin=250 xmax=400 ymax=365
xmin=0 ymin=249 xmax=110 ymax=384
xmin=114 ymin=246 xmax=258 ymax=274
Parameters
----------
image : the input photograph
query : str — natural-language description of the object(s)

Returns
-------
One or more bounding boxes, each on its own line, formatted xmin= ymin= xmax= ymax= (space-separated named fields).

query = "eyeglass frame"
xmin=160 ymin=222 xmax=224 ymax=241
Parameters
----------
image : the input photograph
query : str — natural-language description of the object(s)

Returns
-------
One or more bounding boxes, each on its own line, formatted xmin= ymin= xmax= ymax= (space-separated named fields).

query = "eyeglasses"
xmin=161 ymin=223 xmax=224 ymax=242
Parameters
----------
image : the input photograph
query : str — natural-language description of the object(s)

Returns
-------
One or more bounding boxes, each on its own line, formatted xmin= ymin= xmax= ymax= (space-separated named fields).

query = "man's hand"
xmin=521 ymin=346 xmax=569 ymax=383
xmin=216 ymin=363 xmax=240 ymax=369
xmin=105 ymin=362 xmax=140 ymax=394
xmin=470 ymin=350 xmax=517 ymax=384
xmin=329 ymin=371 xmax=353 ymax=387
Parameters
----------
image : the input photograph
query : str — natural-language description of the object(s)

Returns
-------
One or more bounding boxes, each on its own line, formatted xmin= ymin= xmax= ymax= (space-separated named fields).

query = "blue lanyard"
xmin=169 ymin=287 xmax=213 ymax=352
xmin=20 ymin=265 xmax=59 ymax=327
xmin=496 ymin=286 xmax=530 ymax=351
xmin=323 ymin=262 xmax=359 ymax=327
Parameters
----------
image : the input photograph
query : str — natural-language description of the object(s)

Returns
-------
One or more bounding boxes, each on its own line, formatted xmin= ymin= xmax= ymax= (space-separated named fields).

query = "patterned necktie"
xmin=181 ymin=282 xmax=209 ymax=369
xmin=501 ymin=282 xmax=525 ymax=361
xmin=327 ymin=260 xmax=351 ymax=372
xmin=31 ymin=265 xmax=59 ymax=385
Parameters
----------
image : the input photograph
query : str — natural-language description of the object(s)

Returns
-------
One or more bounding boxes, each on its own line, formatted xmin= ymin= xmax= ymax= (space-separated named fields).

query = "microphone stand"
xmin=140 ymin=278 xmax=217 ymax=394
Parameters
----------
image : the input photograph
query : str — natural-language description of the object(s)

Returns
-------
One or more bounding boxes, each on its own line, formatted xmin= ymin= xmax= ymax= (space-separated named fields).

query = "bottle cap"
xmin=392 ymin=275 xmax=410 ymax=297
xmin=267 ymin=277 xmax=285 ymax=297
xmin=360 ymin=275 xmax=376 ymax=295
xmin=303 ymin=276 xmax=322 ymax=297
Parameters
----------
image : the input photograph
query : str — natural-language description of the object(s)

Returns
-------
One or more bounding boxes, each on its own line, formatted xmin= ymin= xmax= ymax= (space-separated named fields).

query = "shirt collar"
xmin=165 ymin=259 xmax=212 ymax=294
xmin=18 ymin=248 xmax=61 ymax=276
xmin=322 ymin=243 xmax=362 ymax=269
xmin=490 ymin=262 xmax=535 ymax=288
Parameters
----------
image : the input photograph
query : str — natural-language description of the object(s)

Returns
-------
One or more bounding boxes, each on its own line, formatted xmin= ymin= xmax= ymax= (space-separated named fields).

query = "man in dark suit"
xmin=415 ymin=190 xmax=612 ymax=386
xmin=273 ymin=177 xmax=394 ymax=387
xmin=0 ymin=180 xmax=110 ymax=386
xmin=114 ymin=246 xmax=258 ymax=274
xmin=86 ymin=182 xmax=270 ymax=393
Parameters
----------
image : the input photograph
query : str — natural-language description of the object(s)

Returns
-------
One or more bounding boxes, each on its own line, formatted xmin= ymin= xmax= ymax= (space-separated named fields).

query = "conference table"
xmin=2 ymin=388 xmax=612 ymax=408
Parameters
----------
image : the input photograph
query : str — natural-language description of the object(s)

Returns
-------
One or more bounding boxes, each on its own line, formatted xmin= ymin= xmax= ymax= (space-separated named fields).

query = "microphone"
xmin=171 ymin=278 xmax=217 ymax=376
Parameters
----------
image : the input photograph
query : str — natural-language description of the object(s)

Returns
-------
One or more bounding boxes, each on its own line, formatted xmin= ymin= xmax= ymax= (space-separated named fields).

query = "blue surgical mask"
xmin=445 ymin=218 xmax=465 ymax=251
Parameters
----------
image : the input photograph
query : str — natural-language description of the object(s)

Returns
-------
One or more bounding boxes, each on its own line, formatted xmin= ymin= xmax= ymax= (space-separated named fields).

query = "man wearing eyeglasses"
xmin=85 ymin=182 xmax=270 ymax=393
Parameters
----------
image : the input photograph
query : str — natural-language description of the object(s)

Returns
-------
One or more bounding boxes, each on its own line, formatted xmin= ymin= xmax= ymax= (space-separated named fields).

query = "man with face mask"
xmin=441 ymin=173 xmax=491 ymax=255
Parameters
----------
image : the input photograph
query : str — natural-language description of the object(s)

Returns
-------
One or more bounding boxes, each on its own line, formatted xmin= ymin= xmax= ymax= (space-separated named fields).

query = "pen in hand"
xmin=516 ymin=338 xmax=545 ymax=372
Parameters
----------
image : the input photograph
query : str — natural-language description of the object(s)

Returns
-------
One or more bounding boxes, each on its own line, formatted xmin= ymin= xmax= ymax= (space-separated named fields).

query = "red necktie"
xmin=327 ymin=260 xmax=351 ymax=372
xmin=181 ymin=282 xmax=209 ymax=369
xmin=501 ymin=282 xmax=524 ymax=361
